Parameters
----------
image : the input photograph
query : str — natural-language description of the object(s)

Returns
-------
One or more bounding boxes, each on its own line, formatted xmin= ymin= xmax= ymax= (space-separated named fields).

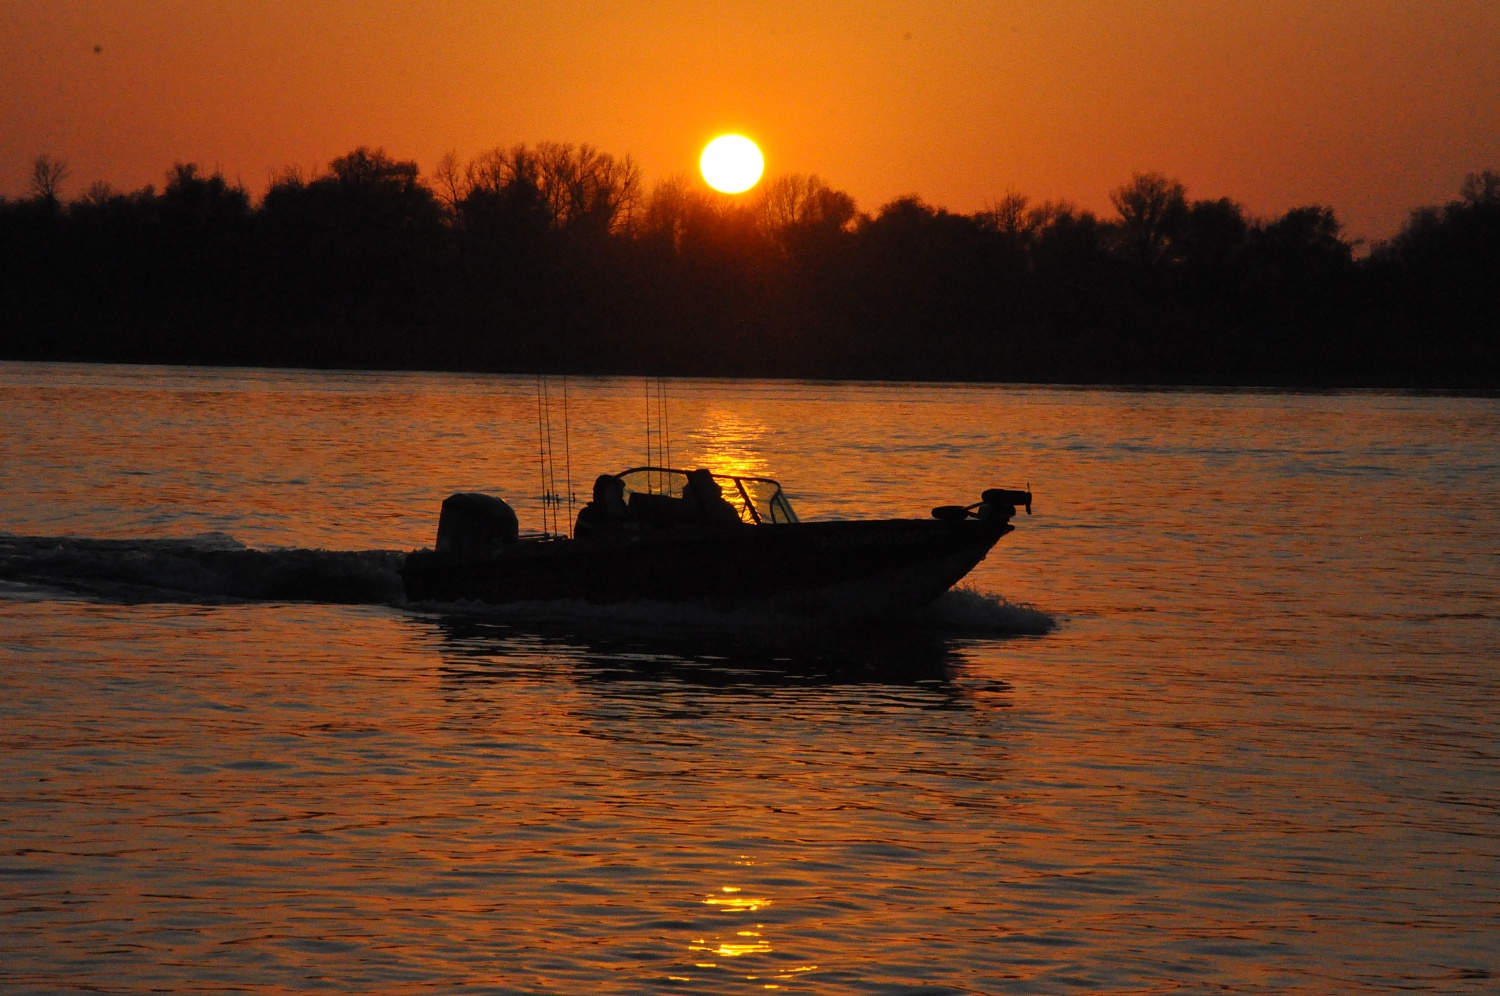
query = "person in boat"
xmin=574 ymin=473 xmax=629 ymax=539
xmin=681 ymin=468 xmax=742 ymax=526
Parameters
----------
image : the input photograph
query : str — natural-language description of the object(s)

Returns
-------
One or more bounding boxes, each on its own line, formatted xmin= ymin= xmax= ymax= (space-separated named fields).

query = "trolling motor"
xmin=931 ymin=487 xmax=1033 ymax=522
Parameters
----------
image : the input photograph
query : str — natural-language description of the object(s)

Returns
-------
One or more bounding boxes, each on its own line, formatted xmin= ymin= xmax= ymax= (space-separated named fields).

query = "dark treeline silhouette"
xmin=3 ymin=145 xmax=1497 ymax=386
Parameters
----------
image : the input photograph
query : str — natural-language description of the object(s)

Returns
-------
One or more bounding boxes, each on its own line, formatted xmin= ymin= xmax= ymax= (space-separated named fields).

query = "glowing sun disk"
xmin=700 ymin=135 xmax=764 ymax=194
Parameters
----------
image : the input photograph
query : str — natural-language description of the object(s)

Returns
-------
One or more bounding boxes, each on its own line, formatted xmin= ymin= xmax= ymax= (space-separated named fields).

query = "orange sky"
xmin=2 ymin=1 xmax=1497 ymax=241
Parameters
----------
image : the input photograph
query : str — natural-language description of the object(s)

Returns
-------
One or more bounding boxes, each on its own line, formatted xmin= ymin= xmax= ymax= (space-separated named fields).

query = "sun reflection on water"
xmin=701 ymin=885 xmax=773 ymax=914
xmin=679 ymin=860 xmax=824 ymax=987
xmin=700 ymin=933 xmax=772 ymax=959
xmin=684 ymin=875 xmax=786 ymax=983
xmin=684 ymin=409 xmax=772 ymax=481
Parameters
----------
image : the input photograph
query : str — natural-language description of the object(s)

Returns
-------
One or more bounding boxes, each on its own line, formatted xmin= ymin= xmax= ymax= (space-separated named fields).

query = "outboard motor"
xmin=435 ymin=492 xmax=519 ymax=554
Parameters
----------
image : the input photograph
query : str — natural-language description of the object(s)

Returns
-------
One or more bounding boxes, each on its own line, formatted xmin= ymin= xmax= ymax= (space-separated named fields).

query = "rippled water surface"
xmin=2 ymin=362 xmax=1497 ymax=993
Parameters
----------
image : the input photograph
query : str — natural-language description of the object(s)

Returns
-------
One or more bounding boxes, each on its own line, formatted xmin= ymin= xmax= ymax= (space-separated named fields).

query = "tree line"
xmin=2 ymin=145 xmax=1497 ymax=387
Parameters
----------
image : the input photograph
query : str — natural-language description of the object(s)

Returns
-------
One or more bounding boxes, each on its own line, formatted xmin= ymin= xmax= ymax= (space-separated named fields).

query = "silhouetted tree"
xmin=755 ymin=174 xmax=856 ymax=240
xmin=463 ymin=143 xmax=640 ymax=237
xmin=1460 ymin=168 xmax=1500 ymax=206
xmin=252 ymin=147 xmax=445 ymax=363
xmin=432 ymin=150 xmax=467 ymax=219
xmin=461 ymin=145 xmax=551 ymax=237
xmin=159 ymin=163 xmax=250 ymax=231
xmin=80 ymin=181 xmax=117 ymax=207
xmin=29 ymin=155 xmax=69 ymax=205
xmin=536 ymin=142 xmax=641 ymax=236
xmin=1178 ymin=197 xmax=1249 ymax=272
xmin=1249 ymin=205 xmax=1351 ymax=291
xmin=1111 ymin=172 xmax=1188 ymax=267
xmin=976 ymin=192 xmax=1040 ymax=245
xmin=1362 ymin=170 xmax=1500 ymax=383
xmin=640 ymin=174 xmax=703 ymax=250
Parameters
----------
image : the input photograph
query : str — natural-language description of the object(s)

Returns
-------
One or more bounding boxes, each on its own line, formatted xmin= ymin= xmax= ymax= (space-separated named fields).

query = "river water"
xmin=1 ymin=362 xmax=1496 ymax=994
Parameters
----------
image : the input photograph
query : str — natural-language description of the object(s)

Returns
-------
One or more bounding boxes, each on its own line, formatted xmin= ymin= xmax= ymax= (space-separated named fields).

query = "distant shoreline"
xmin=5 ymin=355 xmax=1497 ymax=395
xmin=6 ymin=150 xmax=1496 ymax=391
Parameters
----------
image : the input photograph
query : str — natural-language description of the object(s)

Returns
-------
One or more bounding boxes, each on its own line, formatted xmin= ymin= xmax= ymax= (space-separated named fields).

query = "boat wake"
xmin=0 ymin=533 xmax=1054 ymax=636
xmin=0 ymin=533 xmax=405 ymax=605
xmin=915 ymin=585 xmax=1057 ymax=635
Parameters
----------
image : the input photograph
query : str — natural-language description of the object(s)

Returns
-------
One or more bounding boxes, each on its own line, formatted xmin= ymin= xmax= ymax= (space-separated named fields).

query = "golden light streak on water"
xmin=702 ymin=894 xmax=773 ymax=912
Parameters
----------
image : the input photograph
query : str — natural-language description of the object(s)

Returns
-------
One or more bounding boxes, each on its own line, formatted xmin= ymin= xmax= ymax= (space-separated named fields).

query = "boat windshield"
xmin=615 ymin=467 xmax=799 ymax=525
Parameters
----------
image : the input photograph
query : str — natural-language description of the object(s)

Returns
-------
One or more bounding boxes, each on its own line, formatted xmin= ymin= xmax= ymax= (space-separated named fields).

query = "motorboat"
xmin=400 ymin=466 xmax=1031 ymax=617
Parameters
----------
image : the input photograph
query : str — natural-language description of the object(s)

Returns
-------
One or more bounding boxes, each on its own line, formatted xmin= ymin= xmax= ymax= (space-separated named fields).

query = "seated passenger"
xmin=681 ymin=468 xmax=742 ymax=525
xmin=574 ymin=474 xmax=628 ymax=539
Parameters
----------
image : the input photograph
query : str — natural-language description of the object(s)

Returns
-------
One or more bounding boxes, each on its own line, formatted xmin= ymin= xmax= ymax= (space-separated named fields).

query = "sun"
xmin=700 ymin=135 xmax=764 ymax=194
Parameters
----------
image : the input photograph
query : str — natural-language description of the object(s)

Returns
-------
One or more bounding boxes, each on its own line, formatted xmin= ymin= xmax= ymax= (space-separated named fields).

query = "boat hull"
xmin=401 ymin=518 xmax=1012 ymax=617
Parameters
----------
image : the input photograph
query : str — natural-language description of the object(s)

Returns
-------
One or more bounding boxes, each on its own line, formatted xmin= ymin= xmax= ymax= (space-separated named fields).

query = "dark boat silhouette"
xmin=401 ymin=467 xmax=1030 ymax=617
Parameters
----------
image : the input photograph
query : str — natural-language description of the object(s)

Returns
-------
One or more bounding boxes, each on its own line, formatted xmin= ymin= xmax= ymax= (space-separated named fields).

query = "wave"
xmin=0 ymin=533 xmax=404 ymax=605
xmin=0 ymin=532 xmax=1055 ymax=635
xmin=914 ymin=585 xmax=1057 ymax=635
